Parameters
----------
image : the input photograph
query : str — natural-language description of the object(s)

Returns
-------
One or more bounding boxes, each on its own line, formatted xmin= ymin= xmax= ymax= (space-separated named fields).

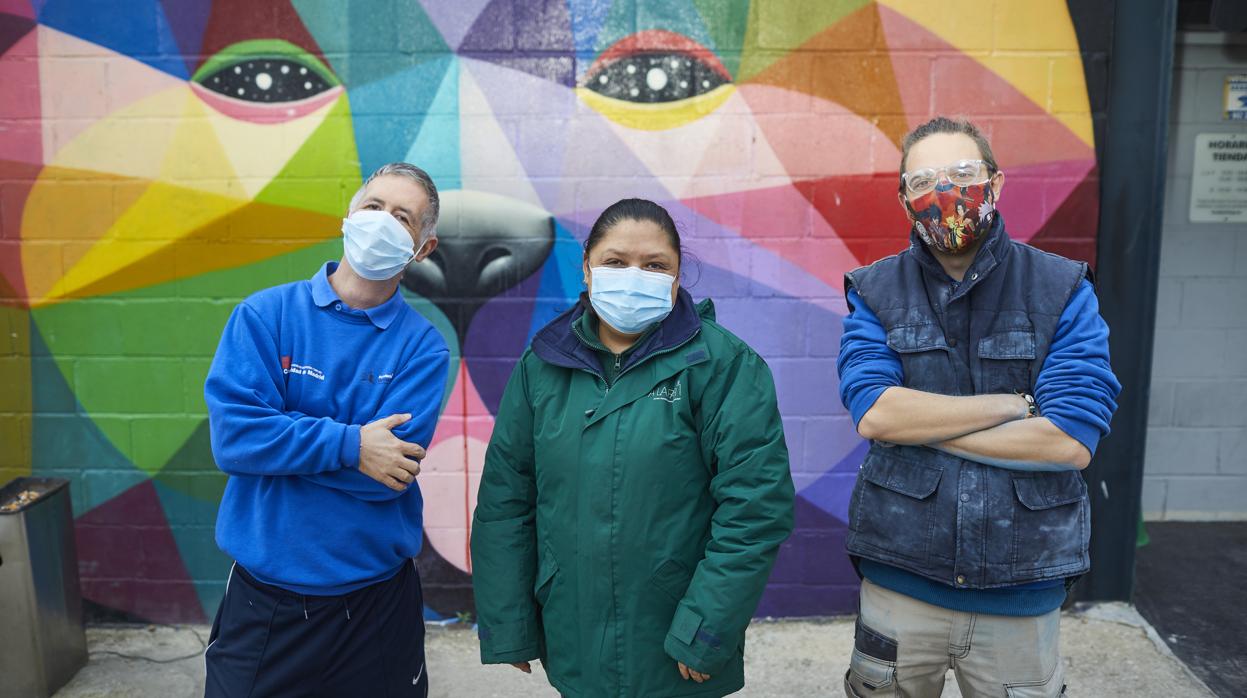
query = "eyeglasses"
xmin=901 ymin=159 xmax=991 ymax=196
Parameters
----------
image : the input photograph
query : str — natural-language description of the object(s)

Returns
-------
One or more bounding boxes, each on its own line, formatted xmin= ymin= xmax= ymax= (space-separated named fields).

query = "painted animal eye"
xmin=578 ymin=30 xmax=733 ymax=130
xmin=190 ymin=39 xmax=345 ymax=124
xmin=585 ymin=52 xmax=728 ymax=103
xmin=193 ymin=40 xmax=339 ymax=103
xmin=199 ymin=58 xmax=331 ymax=102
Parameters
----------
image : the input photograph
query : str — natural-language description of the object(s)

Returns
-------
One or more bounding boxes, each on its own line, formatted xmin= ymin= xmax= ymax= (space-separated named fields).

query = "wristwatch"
xmin=1018 ymin=392 xmax=1039 ymax=419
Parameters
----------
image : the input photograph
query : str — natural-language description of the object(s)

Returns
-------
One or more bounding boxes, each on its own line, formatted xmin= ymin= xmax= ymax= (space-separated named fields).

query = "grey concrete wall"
xmin=1144 ymin=32 xmax=1247 ymax=520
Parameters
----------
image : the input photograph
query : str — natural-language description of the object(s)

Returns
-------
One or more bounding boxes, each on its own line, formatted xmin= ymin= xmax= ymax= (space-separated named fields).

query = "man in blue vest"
xmin=203 ymin=163 xmax=449 ymax=697
xmin=837 ymin=117 xmax=1121 ymax=697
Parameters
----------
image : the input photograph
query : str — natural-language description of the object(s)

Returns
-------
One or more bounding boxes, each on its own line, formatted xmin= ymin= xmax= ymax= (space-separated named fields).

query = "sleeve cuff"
xmin=849 ymin=384 xmax=889 ymax=428
xmin=1048 ymin=415 xmax=1101 ymax=457
xmin=662 ymin=604 xmax=735 ymax=674
xmin=340 ymin=423 xmax=362 ymax=469
xmin=478 ymin=617 xmax=543 ymax=664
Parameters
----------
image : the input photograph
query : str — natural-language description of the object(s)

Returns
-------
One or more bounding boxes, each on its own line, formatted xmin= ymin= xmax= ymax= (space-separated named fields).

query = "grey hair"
xmin=348 ymin=162 xmax=440 ymax=241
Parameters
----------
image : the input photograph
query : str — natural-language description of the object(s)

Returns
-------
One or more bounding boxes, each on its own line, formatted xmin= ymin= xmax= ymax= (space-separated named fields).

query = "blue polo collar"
xmin=310 ymin=262 xmax=405 ymax=330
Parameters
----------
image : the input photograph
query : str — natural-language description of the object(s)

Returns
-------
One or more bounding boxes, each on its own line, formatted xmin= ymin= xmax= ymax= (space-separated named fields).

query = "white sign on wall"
xmin=1225 ymin=74 xmax=1247 ymax=121
xmin=1190 ymin=133 xmax=1247 ymax=223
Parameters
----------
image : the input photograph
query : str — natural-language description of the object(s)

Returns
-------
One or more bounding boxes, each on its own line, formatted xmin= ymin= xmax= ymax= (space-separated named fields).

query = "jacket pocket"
xmin=978 ymin=330 xmax=1037 ymax=360
xmin=850 ymin=451 xmax=943 ymax=563
xmin=649 ymin=558 xmax=693 ymax=601
xmin=887 ymin=324 xmax=952 ymax=393
xmin=534 ymin=543 xmax=559 ymax=607
xmin=886 ymin=323 xmax=950 ymax=353
xmin=1011 ymin=473 xmax=1089 ymax=574
xmin=978 ymin=330 xmax=1036 ymax=393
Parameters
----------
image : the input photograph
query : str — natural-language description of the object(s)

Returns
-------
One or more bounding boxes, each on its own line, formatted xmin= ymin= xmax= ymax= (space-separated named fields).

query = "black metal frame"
xmin=1074 ymin=0 xmax=1178 ymax=602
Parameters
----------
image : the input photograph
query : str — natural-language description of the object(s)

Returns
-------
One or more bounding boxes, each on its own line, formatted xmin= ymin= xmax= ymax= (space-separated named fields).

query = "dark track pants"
xmin=205 ymin=560 xmax=428 ymax=698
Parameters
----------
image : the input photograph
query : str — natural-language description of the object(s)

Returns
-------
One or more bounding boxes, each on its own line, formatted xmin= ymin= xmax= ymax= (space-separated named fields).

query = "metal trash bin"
xmin=0 ymin=477 xmax=88 ymax=698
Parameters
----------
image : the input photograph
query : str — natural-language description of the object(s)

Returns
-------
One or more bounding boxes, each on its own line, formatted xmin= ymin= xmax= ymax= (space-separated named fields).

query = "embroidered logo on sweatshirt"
xmin=360 ymin=371 xmax=394 ymax=384
xmin=281 ymin=356 xmax=324 ymax=381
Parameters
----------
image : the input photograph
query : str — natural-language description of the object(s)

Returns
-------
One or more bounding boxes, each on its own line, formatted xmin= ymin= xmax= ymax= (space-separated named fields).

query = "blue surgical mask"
xmin=342 ymin=209 xmax=417 ymax=281
xmin=588 ymin=266 xmax=675 ymax=335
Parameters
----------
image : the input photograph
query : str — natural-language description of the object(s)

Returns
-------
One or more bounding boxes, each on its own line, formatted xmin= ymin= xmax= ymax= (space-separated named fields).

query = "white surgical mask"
xmin=342 ymin=209 xmax=417 ymax=280
xmin=588 ymin=266 xmax=675 ymax=335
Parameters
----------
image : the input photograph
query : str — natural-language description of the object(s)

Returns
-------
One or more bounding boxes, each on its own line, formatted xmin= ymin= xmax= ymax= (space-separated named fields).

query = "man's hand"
xmin=678 ymin=661 xmax=710 ymax=683
xmin=358 ymin=413 xmax=426 ymax=491
xmin=509 ymin=662 xmax=532 ymax=673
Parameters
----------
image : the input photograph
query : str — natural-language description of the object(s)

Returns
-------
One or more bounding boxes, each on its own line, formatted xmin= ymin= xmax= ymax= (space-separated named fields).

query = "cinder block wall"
xmin=1143 ymin=31 xmax=1247 ymax=521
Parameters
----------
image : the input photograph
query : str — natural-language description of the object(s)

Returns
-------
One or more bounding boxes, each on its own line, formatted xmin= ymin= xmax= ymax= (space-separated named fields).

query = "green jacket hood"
xmin=530 ymin=287 xmax=712 ymax=376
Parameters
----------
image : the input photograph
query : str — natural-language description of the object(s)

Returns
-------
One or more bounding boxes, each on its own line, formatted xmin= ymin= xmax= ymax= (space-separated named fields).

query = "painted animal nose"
xmin=401 ymin=190 xmax=555 ymax=344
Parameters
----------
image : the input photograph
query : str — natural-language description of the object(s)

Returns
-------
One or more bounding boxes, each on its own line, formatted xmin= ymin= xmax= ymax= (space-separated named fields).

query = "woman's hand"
xmin=510 ymin=662 xmax=532 ymax=674
xmin=677 ymin=661 xmax=710 ymax=683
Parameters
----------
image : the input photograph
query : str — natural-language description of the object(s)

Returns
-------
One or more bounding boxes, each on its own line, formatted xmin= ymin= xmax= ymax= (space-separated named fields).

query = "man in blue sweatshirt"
xmin=203 ymin=162 xmax=450 ymax=698
xmin=837 ymin=118 xmax=1121 ymax=698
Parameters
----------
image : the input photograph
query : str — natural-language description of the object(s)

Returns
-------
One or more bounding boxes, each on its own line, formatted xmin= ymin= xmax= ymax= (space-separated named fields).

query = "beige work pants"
xmin=844 ymin=579 xmax=1065 ymax=698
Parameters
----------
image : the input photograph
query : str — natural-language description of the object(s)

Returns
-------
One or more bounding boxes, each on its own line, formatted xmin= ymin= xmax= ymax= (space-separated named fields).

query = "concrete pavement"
xmin=53 ymin=603 xmax=1214 ymax=697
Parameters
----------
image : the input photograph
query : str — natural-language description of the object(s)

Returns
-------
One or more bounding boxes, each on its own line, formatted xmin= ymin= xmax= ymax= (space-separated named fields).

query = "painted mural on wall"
xmin=0 ymin=0 xmax=1106 ymax=622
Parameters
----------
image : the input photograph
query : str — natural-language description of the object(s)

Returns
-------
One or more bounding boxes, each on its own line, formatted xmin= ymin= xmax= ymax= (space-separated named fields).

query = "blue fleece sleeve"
xmin=837 ymin=287 xmax=904 ymax=427
xmin=387 ymin=331 xmax=450 ymax=447
xmin=300 ymin=328 xmax=450 ymax=500
xmin=205 ymin=303 xmax=361 ymax=476
xmin=1034 ymin=280 xmax=1122 ymax=456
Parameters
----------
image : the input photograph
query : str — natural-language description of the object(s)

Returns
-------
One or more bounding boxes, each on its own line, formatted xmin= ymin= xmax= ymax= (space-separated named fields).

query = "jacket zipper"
xmin=615 ymin=332 xmax=698 ymax=382
xmin=571 ymin=323 xmax=701 ymax=396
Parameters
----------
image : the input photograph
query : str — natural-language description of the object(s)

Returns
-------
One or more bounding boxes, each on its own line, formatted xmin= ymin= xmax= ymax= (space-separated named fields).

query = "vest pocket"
xmin=853 ymin=452 xmax=943 ymax=563
xmin=886 ymin=323 xmax=950 ymax=353
xmin=887 ymin=324 xmax=953 ymax=392
xmin=978 ymin=330 xmax=1037 ymax=393
xmin=1011 ymin=473 xmax=1088 ymax=574
xmin=978 ymin=330 xmax=1037 ymax=360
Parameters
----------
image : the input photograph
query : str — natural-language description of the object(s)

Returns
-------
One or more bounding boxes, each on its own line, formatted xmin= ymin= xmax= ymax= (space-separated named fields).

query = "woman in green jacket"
xmin=470 ymin=198 xmax=795 ymax=697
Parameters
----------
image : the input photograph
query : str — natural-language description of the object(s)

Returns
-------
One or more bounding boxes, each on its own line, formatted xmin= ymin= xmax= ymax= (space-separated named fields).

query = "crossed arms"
xmin=204 ymin=302 xmax=449 ymax=499
xmin=859 ymin=388 xmax=1091 ymax=471
xmin=838 ymin=282 xmax=1121 ymax=472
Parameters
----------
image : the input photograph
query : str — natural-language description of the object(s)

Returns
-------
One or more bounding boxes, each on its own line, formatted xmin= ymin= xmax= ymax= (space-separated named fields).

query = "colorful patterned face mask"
xmin=906 ymin=181 xmax=997 ymax=255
